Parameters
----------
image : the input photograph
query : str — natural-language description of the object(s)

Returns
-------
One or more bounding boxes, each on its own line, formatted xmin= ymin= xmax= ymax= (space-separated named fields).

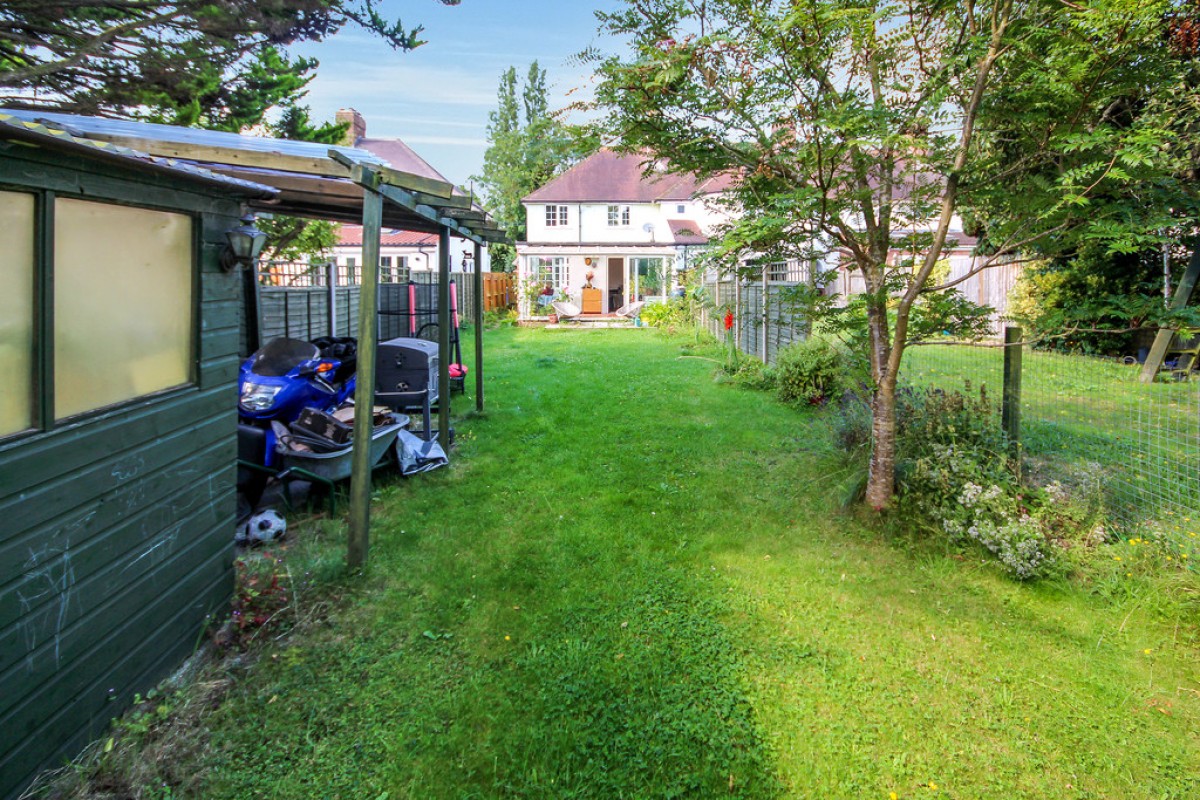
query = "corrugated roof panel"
xmin=4 ymin=109 xmax=388 ymax=164
xmin=0 ymin=112 xmax=278 ymax=197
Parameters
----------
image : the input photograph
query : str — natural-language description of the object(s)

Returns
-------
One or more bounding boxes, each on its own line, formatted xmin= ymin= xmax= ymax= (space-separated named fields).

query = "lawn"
xmin=178 ymin=328 xmax=1198 ymax=798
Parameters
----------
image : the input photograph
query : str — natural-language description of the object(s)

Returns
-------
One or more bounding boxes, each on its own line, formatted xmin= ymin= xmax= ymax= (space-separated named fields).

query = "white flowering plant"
xmin=895 ymin=385 xmax=1057 ymax=579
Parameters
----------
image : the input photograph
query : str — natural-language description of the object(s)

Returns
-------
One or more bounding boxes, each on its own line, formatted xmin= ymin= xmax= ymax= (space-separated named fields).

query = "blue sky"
xmin=289 ymin=1 xmax=624 ymax=190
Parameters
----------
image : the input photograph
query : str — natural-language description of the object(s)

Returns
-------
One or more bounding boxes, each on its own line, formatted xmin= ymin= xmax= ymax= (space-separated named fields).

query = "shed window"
xmin=54 ymin=199 xmax=193 ymax=419
xmin=0 ymin=191 xmax=35 ymax=436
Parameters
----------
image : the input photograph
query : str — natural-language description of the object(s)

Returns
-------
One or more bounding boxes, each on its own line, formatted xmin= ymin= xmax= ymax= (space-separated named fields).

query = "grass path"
xmin=200 ymin=328 xmax=1199 ymax=799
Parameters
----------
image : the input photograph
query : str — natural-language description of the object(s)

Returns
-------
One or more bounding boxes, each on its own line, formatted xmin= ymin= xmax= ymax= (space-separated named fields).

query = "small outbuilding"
xmin=0 ymin=113 xmax=278 ymax=798
xmin=0 ymin=109 xmax=503 ymax=800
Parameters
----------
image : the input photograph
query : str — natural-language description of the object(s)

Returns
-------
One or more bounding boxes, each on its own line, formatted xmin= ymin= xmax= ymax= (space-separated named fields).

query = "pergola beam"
xmin=328 ymin=149 xmax=454 ymax=199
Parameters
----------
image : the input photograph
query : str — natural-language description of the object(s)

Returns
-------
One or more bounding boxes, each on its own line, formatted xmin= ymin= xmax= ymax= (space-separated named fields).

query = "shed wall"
xmin=0 ymin=147 xmax=245 ymax=799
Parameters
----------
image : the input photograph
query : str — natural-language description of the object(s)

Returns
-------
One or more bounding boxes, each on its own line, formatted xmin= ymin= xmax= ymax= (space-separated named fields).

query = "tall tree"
xmin=475 ymin=61 xmax=581 ymax=270
xmin=0 ymin=1 xmax=460 ymax=120
xmin=591 ymin=0 xmax=1200 ymax=509
xmin=0 ymin=1 xmax=462 ymax=261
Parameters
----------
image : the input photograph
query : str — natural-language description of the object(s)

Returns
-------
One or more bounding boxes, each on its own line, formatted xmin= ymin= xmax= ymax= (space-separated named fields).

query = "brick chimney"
xmin=335 ymin=108 xmax=366 ymax=146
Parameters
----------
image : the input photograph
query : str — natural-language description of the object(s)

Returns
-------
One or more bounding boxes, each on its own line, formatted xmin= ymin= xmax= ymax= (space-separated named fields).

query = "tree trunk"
xmin=866 ymin=377 xmax=897 ymax=510
xmin=864 ymin=296 xmax=898 ymax=510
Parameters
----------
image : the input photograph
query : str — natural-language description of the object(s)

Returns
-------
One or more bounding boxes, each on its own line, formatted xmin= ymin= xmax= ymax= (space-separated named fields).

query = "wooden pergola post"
xmin=347 ymin=181 xmax=383 ymax=569
xmin=437 ymin=226 xmax=452 ymax=450
xmin=331 ymin=154 xmax=503 ymax=567
xmin=473 ymin=240 xmax=484 ymax=412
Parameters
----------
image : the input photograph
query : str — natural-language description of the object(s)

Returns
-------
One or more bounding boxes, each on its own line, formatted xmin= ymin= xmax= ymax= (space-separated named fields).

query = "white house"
xmin=516 ymin=149 xmax=734 ymax=317
xmin=517 ymin=148 xmax=1019 ymax=325
xmin=332 ymin=225 xmax=488 ymax=281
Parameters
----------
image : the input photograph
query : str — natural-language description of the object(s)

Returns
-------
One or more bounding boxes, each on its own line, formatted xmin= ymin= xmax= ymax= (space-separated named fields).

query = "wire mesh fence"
xmin=699 ymin=267 xmax=1199 ymax=543
xmin=903 ymin=338 xmax=1200 ymax=547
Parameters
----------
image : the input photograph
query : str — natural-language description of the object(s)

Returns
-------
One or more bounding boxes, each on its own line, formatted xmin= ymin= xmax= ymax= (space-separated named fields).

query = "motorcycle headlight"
xmin=240 ymin=383 xmax=281 ymax=412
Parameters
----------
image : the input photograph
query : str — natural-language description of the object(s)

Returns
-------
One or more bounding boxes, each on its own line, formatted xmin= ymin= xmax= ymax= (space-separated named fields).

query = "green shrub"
xmin=829 ymin=392 xmax=872 ymax=453
xmin=640 ymin=298 xmax=691 ymax=330
xmin=729 ymin=358 xmax=776 ymax=391
xmin=774 ymin=337 xmax=843 ymax=406
xmin=893 ymin=385 xmax=1057 ymax=579
xmin=483 ymin=308 xmax=518 ymax=329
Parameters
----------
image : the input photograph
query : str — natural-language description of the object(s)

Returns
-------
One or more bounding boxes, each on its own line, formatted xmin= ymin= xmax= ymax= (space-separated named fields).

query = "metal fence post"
xmin=1002 ymin=325 xmax=1023 ymax=472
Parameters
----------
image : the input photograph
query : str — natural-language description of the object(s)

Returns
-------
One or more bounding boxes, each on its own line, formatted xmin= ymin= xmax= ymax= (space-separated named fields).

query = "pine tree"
xmin=0 ymin=1 xmax=461 ymax=261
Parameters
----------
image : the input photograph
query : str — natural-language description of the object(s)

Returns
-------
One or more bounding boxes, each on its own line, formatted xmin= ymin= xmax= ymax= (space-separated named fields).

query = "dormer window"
xmin=545 ymin=205 xmax=568 ymax=227
xmin=607 ymin=205 xmax=631 ymax=227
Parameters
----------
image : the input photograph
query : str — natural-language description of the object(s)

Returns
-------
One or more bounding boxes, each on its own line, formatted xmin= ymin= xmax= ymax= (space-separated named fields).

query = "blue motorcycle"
xmin=239 ymin=337 xmax=356 ymax=423
xmin=237 ymin=336 xmax=357 ymax=475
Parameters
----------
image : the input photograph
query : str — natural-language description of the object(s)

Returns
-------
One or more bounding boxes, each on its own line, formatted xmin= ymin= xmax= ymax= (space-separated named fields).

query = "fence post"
xmin=1001 ymin=325 xmax=1022 ymax=472
xmin=762 ymin=265 xmax=769 ymax=364
xmin=326 ymin=261 xmax=337 ymax=337
xmin=734 ymin=274 xmax=742 ymax=353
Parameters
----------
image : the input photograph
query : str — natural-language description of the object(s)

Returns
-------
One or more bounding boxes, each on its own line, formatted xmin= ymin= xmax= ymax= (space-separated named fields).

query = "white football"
xmin=242 ymin=509 xmax=286 ymax=544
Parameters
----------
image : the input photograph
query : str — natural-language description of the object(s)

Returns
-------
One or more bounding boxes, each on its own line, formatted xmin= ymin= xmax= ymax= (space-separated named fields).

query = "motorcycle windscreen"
xmin=250 ymin=338 xmax=321 ymax=377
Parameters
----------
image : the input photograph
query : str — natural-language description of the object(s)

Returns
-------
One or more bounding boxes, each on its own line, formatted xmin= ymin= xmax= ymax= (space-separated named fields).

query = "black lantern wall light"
xmin=221 ymin=212 xmax=267 ymax=271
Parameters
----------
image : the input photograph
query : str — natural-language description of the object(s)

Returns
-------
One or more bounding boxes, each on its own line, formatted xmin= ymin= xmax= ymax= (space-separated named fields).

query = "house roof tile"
xmin=668 ymin=219 xmax=709 ymax=245
xmin=525 ymin=149 xmax=735 ymax=204
xmin=338 ymin=225 xmax=437 ymax=247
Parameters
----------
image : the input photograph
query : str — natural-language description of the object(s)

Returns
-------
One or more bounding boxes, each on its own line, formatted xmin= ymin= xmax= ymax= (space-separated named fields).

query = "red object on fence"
xmin=408 ymin=281 xmax=417 ymax=335
xmin=724 ymin=311 xmax=734 ymax=331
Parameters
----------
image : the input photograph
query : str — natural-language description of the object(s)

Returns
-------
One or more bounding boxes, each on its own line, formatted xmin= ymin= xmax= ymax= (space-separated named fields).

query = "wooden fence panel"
xmin=703 ymin=278 xmax=809 ymax=366
xmin=258 ymin=274 xmax=485 ymax=351
xmin=482 ymin=273 xmax=514 ymax=311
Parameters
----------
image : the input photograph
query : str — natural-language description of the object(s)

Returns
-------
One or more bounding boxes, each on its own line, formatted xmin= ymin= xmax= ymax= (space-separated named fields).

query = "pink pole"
xmin=407 ymin=280 xmax=417 ymax=336
xmin=450 ymin=279 xmax=460 ymax=330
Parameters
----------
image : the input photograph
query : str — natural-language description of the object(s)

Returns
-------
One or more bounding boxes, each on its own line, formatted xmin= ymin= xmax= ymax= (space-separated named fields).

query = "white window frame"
xmin=545 ymin=205 xmax=568 ymax=227
xmin=531 ymin=256 xmax=568 ymax=291
xmin=607 ymin=205 xmax=630 ymax=227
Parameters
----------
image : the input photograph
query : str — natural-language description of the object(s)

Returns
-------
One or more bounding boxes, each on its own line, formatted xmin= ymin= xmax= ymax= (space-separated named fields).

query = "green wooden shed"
xmin=0 ymin=109 xmax=504 ymax=799
xmin=0 ymin=114 xmax=278 ymax=799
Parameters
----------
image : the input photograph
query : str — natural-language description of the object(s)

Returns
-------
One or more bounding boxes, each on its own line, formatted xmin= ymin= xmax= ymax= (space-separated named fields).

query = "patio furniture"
xmin=581 ymin=287 xmax=602 ymax=314
xmin=616 ymin=300 xmax=645 ymax=319
xmin=552 ymin=300 xmax=582 ymax=319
